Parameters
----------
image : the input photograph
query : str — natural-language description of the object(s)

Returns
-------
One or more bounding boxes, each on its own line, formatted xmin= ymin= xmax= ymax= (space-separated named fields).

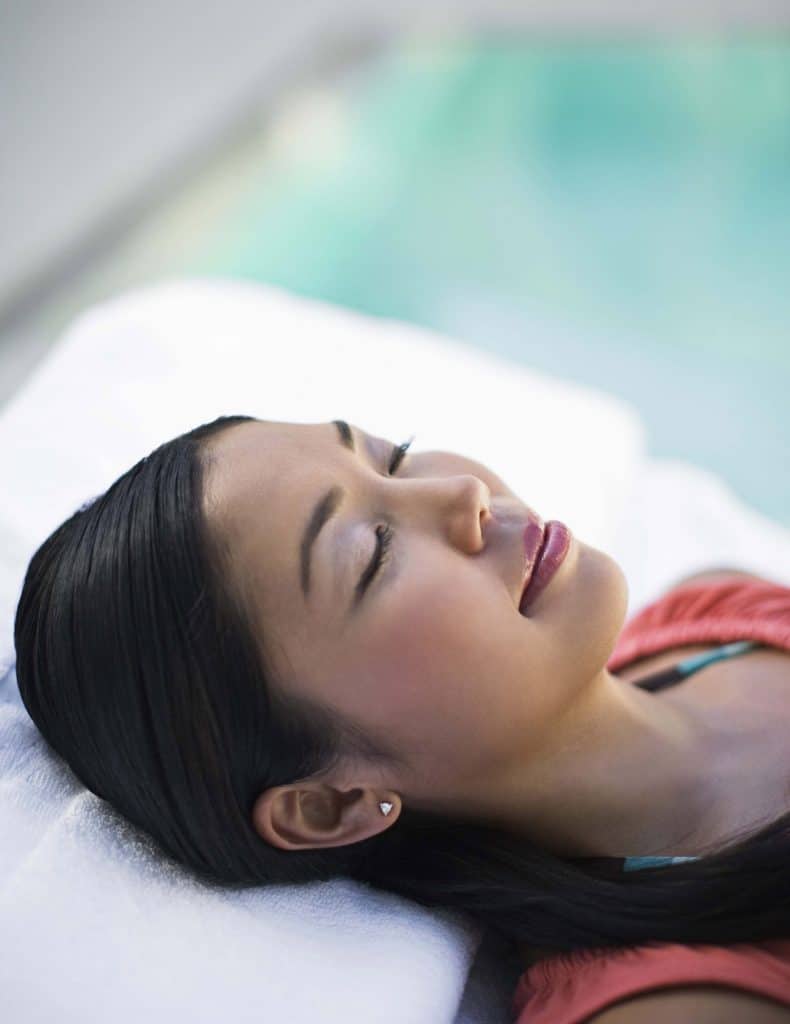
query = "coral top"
xmin=511 ymin=575 xmax=790 ymax=1023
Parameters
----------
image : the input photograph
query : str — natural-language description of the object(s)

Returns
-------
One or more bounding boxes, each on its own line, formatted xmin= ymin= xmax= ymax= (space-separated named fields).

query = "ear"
xmin=250 ymin=783 xmax=400 ymax=851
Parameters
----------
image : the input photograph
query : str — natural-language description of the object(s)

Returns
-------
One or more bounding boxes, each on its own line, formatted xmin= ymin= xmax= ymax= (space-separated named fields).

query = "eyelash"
xmin=388 ymin=434 xmax=415 ymax=475
xmin=370 ymin=435 xmax=415 ymax=581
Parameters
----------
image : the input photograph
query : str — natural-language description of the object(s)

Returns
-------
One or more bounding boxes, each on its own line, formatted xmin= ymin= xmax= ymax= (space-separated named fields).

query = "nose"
xmin=398 ymin=473 xmax=493 ymax=554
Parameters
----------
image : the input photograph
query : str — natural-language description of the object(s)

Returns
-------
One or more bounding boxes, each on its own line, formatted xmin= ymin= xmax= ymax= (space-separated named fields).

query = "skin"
xmin=587 ymin=985 xmax=790 ymax=1023
xmin=201 ymin=418 xmax=788 ymax=862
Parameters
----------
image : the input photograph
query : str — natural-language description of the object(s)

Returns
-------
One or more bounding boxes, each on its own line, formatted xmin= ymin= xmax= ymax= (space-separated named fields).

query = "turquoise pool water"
xmin=193 ymin=39 xmax=790 ymax=526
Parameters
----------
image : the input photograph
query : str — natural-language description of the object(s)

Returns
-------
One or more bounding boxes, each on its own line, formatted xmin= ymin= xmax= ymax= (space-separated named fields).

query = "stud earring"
xmin=379 ymin=801 xmax=394 ymax=816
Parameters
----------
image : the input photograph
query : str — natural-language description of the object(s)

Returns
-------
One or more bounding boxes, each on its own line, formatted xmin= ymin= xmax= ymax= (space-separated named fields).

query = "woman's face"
xmin=203 ymin=418 xmax=629 ymax=842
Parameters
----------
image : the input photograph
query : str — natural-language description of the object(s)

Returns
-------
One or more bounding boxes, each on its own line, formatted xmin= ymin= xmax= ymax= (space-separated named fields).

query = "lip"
xmin=520 ymin=512 xmax=546 ymax=599
xmin=519 ymin=518 xmax=572 ymax=615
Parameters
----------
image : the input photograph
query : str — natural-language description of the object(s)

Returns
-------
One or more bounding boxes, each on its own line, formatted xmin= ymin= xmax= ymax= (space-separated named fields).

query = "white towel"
xmin=2 ymin=279 xmax=783 ymax=1024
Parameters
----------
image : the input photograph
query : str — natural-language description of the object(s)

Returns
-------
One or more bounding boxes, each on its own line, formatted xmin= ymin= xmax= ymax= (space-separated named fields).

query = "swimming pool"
xmin=192 ymin=38 xmax=790 ymax=526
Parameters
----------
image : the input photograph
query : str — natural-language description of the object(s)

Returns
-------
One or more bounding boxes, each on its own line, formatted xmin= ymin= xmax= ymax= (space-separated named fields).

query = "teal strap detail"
xmin=676 ymin=640 xmax=762 ymax=676
xmin=623 ymin=855 xmax=700 ymax=871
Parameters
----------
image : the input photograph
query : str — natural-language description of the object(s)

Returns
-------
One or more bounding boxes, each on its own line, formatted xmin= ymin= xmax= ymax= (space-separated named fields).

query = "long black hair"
xmin=13 ymin=414 xmax=790 ymax=953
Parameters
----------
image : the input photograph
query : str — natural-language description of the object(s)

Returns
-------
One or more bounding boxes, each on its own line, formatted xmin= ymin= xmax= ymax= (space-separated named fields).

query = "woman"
xmin=14 ymin=414 xmax=790 ymax=1022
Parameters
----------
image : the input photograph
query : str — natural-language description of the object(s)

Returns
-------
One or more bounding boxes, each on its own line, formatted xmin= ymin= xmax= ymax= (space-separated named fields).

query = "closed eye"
xmin=354 ymin=434 xmax=415 ymax=607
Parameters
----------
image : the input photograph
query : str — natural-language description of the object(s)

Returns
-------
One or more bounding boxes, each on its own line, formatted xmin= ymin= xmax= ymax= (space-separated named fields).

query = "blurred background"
xmin=1 ymin=1 xmax=789 ymax=525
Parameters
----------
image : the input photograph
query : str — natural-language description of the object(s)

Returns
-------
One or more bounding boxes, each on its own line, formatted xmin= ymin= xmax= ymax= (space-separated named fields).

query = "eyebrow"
xmin=299 ymin=419 xmax=355 ymax=608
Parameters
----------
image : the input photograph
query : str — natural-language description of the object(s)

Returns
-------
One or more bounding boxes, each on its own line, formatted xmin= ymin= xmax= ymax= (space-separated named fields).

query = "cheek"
xmin=367 ymin=544 xmax=628 ymax=764
xmin=332 ymin=540 xmax=628 ymax=785
xmin=348 ymin=571 xmax=523 ymax=767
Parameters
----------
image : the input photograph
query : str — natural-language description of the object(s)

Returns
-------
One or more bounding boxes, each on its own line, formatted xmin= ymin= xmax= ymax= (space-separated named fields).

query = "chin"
xmin=571 ymin=540 xmax=630 ymax=670
xmin=599 ymin=551 xmax=630 ymax=655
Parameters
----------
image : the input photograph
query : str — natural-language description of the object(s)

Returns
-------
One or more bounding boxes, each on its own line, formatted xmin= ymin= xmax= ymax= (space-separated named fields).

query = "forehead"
xmin=200 ymin=419 xmax=345 ymax=650
xmin=204 ymin=419 xmax=321 ymax=503
xmin=203 ymin=417 xmax=322 ymax=571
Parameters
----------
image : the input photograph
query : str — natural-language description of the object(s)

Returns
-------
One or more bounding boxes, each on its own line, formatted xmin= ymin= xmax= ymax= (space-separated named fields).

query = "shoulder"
xmin=585 ymin=984 xmax=790 ymax=1022
xmin=664 ymin=567 xmax=767 ymax=592
xmin=608 ymin=567 xmax=790 ymax=674
xmin=513 ymin=940 xmax=790 ymax=1024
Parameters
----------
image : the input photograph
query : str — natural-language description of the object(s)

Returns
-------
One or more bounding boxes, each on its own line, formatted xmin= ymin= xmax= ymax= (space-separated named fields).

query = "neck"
xmin=491 ymin=668 xmax=737 ymax=859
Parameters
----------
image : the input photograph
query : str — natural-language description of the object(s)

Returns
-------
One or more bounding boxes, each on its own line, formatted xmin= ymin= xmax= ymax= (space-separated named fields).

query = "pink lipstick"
xmin=519 ymin=520 xmax=572 ymax=615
